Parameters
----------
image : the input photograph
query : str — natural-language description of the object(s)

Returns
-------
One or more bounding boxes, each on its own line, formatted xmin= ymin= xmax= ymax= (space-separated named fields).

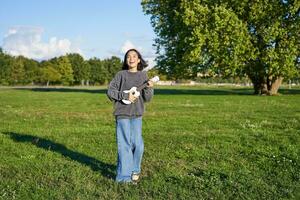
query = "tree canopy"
xmin=142 ymin=0 xmax=300 ymax=94
xmin=0 ymin=49 xmax=123 ymax=86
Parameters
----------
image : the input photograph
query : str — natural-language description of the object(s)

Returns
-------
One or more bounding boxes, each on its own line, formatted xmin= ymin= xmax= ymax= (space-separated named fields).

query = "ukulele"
xmin=122 ymin=76 xmax=159 ymax=104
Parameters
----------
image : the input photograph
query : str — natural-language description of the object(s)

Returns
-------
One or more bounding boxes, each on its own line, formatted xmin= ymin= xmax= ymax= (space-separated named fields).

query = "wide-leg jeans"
xmin=115 ymin=117 xmax=144 ymax=182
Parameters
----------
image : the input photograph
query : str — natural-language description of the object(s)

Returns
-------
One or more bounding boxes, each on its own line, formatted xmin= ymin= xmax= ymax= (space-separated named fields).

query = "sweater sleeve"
xmin=107 ymin=72 xmax=129 ymax=101
xmin=142 ymin=73 xmax=154 ymax=102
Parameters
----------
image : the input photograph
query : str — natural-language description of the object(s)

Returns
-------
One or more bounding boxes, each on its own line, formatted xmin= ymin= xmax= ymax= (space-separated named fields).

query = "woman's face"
xmin=126 ymin=51 xmax=140 ymax=69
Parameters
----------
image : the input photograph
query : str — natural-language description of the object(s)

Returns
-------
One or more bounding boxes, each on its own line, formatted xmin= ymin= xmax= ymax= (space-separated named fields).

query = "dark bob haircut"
xmin=122 ymin=49 xmax=148 ymax=71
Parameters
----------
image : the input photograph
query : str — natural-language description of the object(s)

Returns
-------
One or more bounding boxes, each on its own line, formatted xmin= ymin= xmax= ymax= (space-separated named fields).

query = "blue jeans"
xmin=115 ymin=117 xmax=144 ymax=182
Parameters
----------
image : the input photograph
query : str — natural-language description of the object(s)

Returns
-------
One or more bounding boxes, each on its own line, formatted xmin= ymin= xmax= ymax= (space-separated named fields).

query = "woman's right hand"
xmin=129 ymin=92 xmax=137 ymax=103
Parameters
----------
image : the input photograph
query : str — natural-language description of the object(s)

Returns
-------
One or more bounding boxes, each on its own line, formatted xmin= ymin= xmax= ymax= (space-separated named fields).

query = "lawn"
xmin=0 ymin=86 xmax=299 ymax=199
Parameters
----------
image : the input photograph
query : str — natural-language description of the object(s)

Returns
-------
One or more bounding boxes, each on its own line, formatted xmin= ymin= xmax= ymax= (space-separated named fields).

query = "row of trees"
xmin=142 ymin=0 xmax=299 ymax=95
xmin=0 ymin=48 xmax=122 ymax=86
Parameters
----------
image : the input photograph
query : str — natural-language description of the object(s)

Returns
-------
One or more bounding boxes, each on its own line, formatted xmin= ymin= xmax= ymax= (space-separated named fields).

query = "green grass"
xmin=0 ymin=86 xmax=299 ymax=199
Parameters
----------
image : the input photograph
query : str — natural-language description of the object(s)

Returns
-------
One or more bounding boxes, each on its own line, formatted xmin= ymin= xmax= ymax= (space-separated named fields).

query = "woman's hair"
xmin=122 ymin=49 xmax=148 ymax=71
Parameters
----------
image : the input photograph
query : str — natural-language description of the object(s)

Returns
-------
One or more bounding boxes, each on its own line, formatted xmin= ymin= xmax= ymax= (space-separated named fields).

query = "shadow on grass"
xmin=14 ymin=87 xmax=254 ymax=95
xmin=14 ymin=87 xmax=107 ymax=94
xmin=278 ymin=88 xmax=300 ymax=95
xmin=13 ymin=87 xmax=300 ymax=95
xmin=3 ymin=132 xmax=116 ymax=180
xmin=154 ymin=88 xmax=254 ymax=95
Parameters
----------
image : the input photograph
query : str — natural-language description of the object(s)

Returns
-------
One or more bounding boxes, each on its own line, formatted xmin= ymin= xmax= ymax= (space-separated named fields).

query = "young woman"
xmin=107 ymin=49 xmax=154 ymax=183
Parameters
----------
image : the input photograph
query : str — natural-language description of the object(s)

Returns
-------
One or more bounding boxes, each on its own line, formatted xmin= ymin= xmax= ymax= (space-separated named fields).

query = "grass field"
xmin=0 ymin=86 xmax=299 ymax=199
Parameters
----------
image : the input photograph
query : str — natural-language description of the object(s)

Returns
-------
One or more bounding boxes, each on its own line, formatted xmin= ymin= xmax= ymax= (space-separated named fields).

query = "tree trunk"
xmin=250 ymin=76 xmax=283 ymax=95
xmin=249 ymin=75 xmax=266 ymax=95
xmin=46 ymin=81 xmax=49 ymax=87
xmin=81 ymin=79 xmax=84 ymax=86
xmin=268 ymin=77 xmax=283 ymax=95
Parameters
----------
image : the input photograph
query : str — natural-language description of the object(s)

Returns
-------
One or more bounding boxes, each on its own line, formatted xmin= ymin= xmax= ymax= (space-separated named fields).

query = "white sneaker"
xmin=131 ymin=173 xmax=140 ymax=182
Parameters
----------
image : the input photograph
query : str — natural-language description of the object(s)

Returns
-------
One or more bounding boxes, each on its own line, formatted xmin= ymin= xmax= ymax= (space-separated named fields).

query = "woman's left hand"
xmin=147 ymin=80 xmax=154 ymax=87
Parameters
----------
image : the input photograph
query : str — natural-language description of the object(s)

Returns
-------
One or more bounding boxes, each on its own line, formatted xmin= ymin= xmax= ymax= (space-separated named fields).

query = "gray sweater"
xmin=107 ymin=70 xmax=153 ymax=118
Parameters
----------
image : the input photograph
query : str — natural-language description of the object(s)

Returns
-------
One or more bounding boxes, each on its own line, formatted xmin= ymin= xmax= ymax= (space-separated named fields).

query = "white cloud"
xmin=121 ymin=40 xmax=136 ymax=54
xmin=2 ymin=26 xmax=83 ymax=60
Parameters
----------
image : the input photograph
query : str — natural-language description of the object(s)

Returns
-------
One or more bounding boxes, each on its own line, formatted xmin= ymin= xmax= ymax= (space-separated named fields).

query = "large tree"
xmin=19 ymin=56 xmax=39 ymax=85
xmin=50 ymin=56 xmax=74 ymax=85
xmin=88 ymin=57 xmax=107 ymax=85
xmin=103 ymin=56 xmax=122 ymax=81
xmin=39 ymin=61 xmax=61 ymax=86
xmin=67 ymin=53 xmax=91 ymax=86
xmin=0 ymin=48 xmax=13 ymax=85
xmin=142 ymin=0 xmax=300 ymax=94
xmin=9 ymin=56 xmax=26 ymax=85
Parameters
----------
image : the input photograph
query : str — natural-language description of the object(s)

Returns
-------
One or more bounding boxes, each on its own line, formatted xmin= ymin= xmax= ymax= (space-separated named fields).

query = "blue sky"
xmin=0 ymin=0 xmax=156 ymax=66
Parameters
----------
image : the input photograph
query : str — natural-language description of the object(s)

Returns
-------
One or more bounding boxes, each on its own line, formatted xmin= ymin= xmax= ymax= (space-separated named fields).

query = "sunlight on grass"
xmin=0 ymin=86 xmax=299 ymax=199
